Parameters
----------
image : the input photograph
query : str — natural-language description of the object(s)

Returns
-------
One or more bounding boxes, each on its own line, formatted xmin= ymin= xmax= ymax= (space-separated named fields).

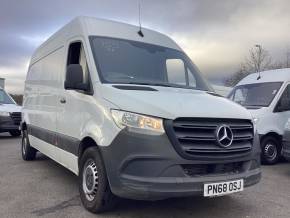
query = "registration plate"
xmin=204 ymin=179 xmax=244 ymax=197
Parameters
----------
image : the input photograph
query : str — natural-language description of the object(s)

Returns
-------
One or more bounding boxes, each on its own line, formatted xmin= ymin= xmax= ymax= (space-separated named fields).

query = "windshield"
xmin=0 ymin=89 xmax=15 ymax=104
xmin=228 ymin=82 xmax=283 ymax=107
xmin=90 ymin=36 xmax=212 ymax=91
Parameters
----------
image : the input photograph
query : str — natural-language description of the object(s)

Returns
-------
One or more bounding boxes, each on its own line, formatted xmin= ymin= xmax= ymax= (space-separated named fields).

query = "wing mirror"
xmin=64 ymin=64 xmax=88 ymax=91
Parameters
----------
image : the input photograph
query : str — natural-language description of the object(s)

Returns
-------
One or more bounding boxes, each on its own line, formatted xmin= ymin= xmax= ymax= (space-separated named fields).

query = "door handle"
xmin=60 ymin=98 xmax=66 ymax=104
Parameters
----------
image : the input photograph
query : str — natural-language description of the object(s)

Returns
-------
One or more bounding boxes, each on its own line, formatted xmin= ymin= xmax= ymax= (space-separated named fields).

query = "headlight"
xmin=0 ymin=111 xmax=10 ymax=117
xmin=111 ymin=110 xmax=164 ymax=135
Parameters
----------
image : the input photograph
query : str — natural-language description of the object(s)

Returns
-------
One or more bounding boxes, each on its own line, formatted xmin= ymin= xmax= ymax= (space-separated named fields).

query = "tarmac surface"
xmin=1 ymin=133 xmax=290 ymax=218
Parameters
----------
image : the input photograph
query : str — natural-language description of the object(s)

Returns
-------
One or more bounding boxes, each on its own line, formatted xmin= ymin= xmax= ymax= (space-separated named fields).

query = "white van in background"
xmin=228 ymin=69 xmax=290 ymax=164
xmin=22 ymin=16 xmax=261 ymax=213
xmin=0 ymin=87 xmax=22 ymax=136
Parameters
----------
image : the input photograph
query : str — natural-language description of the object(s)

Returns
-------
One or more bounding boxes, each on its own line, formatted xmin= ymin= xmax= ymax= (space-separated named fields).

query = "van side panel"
xmin=24 ymin=46 xmax=65 ymax=166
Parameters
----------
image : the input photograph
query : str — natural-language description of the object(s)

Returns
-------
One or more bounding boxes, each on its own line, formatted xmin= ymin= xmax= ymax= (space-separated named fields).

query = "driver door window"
xmin=166 ymin=59 xmax=186 ymax=85
xmin=187 ymin=68 xmax=197 ymax=87
xmin=276 ymin=85 xmax=290 ymax=112
xmin=67 ymin=41 xmax=89 ymax=84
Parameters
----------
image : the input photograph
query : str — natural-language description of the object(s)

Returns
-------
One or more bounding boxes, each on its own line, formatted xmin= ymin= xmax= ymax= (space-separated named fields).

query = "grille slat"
xmin=10 ymin=112 xmax=21 ymax=125
xmin=182 ymin=162 xmax=246 ymax=177
xmin=178 ymin=136 xmax=216 ymax=141
xmin=166 ymin=118 xmax=254 ymax=159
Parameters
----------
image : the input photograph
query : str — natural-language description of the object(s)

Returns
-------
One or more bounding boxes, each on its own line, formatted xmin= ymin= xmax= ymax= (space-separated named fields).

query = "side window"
xmin=67 ymin=42 xmax=89 ymax=84
xmin=233 ymin=89 xmax=247 ymax=104
xmin=166 ymin=59 xmax=186 ymax=85
xmin=276 ymin=85 xmax=290 ymax=112
xmin=187 ymin=68 xmax=197 ymax=87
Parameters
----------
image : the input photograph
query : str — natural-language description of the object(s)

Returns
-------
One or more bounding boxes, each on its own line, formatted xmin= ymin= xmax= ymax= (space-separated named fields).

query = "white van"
xmin=22 ymin=17 xmax=261 ymax=213
xmin=228 ymin=69 xmax=290 ymax=164
xmin=0 ymin=87 xmax=22 ymax=136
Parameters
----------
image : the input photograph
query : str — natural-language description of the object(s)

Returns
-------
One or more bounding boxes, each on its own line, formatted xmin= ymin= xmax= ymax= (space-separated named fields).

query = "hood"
xmin=247 ymin=107 xmax=268 ymax=120
xmin=101 ymin=84 xmax=252 ymax=120
xmin=0 ymin=104 xmax=22 ymax=113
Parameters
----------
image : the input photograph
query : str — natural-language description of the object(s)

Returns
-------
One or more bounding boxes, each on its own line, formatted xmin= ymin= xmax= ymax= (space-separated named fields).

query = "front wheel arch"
xmin=78 ymin=137 xmax=103 ymax=167
xmin=260 ymin=133 xmax=282 ymax=164
xmin=260 ymin=132 xmax=282 ymax=148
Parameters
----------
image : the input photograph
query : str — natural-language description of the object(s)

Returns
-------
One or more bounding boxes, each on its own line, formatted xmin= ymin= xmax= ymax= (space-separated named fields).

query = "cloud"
xmin=0 ymin=61 xmax=29 ymax=94
xmin=1 ymin=0 xmax=290 ymax=93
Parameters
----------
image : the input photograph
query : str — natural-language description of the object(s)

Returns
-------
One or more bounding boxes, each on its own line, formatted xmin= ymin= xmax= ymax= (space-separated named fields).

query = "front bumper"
xmin=0 ymin=115 xmax=20 ymax=132
xmin=100 ymin=129 xmax=261 ymax=200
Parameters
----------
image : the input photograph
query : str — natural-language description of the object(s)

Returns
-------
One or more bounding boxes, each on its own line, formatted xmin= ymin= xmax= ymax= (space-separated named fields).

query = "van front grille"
xmin=10 ymin=112 xmax=21 ymax=125
xmin=182 ymin=162 xmax=246 ymax=177
xmin=164 ymin=118 xmax=254 ymax=160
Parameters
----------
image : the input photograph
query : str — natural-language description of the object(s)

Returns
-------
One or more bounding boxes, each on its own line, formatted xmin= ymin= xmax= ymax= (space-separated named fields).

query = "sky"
xmin=1 ymin=0 xmax=290 ymax=94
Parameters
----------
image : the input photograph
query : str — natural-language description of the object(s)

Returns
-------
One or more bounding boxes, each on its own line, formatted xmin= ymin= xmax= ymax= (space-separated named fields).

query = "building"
xmin=0 ymin=78 xmax=5 ymax=89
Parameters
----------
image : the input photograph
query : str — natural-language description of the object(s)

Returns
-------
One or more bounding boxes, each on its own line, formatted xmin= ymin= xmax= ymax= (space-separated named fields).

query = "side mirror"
xmin=64 ymin=64 xmax=88 ymax=91
xmin=277 ymin=97 xmax=290 ymax=112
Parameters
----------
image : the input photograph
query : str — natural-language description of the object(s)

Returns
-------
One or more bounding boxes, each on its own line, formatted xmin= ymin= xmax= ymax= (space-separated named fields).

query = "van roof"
xmin=237 ymin=68 xmax=290 ymax=86
xmin=31 ymin=16 xmax=181 ymax=65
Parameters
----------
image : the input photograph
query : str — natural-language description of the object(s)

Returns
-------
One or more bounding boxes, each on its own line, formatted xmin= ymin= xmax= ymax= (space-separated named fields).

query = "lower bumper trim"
xmin=114 ymin=168 xmax=261 ymax=200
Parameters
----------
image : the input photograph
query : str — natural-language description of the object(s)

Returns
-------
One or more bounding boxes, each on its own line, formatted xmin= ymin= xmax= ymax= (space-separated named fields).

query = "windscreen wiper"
xmin=207 ymin=91 xmax=223 ymax=97
xmin=127 ymin=82 xmax=174 ymax=88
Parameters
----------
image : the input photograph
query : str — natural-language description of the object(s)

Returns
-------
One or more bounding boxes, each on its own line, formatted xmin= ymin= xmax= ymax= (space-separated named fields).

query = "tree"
xmin=224 ymin=64 xmax=249 ymax=87
xmin=245 ymin=45 xmax=272 ymax=73
xmin=285 ymin=48 xmax=290 ymax=68
xmin=225 ymin=46 xmax=273 ymax=87
xmin=9 ymin=94 xmax=23 ymax=105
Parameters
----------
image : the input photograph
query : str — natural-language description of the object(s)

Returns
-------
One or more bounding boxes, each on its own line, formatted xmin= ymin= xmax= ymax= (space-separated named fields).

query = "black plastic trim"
xmin=27 ymin=124 xmax=80 ymax=156
xmin=112 ymin=85 xmax=158 ymax=91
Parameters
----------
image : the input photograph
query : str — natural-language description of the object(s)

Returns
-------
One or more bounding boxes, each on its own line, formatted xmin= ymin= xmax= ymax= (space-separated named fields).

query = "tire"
xmin=261 ymin=136 xmax=281 ymax=165
xmin=21 ymin=129 xmax=37 ymax=161
xmin=79 ymin=147 xmax=117 ymax=213
xmin=9 ymin=130 xmax=21 ymax=137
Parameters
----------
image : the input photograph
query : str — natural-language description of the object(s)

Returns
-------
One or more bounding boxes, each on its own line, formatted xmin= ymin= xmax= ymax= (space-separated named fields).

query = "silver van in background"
xmin=0 ymin=87 xmax=22 ymax=136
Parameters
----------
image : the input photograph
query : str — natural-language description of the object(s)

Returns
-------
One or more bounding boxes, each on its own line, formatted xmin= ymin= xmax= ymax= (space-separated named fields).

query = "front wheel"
xmin=261 ymin=136 xmax=281 ymax=165
xmin=79 ymin=147 xmax=117 ymax=213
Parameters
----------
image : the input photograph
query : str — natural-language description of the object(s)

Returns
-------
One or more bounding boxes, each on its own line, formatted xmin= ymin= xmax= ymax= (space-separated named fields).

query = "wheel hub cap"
xmin=82 ymin=160 xmax=98 ymax=201
xmin=264 ymin=143 xmax=277 ymax=160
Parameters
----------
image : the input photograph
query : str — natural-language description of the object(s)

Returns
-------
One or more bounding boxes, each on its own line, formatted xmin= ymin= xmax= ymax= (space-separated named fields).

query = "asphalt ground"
xmin=1 ymin=132 xmax=290 ymax=218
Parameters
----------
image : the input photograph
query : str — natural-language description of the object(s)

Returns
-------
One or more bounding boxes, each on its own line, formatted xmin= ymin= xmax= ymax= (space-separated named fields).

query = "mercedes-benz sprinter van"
xmin=0 ymin=87 xmax=22 ymax=136
xmin=228 ymin=69 xmax=290 ymax=164
xmin=22 ymin=17 xmax=261 ymax=213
